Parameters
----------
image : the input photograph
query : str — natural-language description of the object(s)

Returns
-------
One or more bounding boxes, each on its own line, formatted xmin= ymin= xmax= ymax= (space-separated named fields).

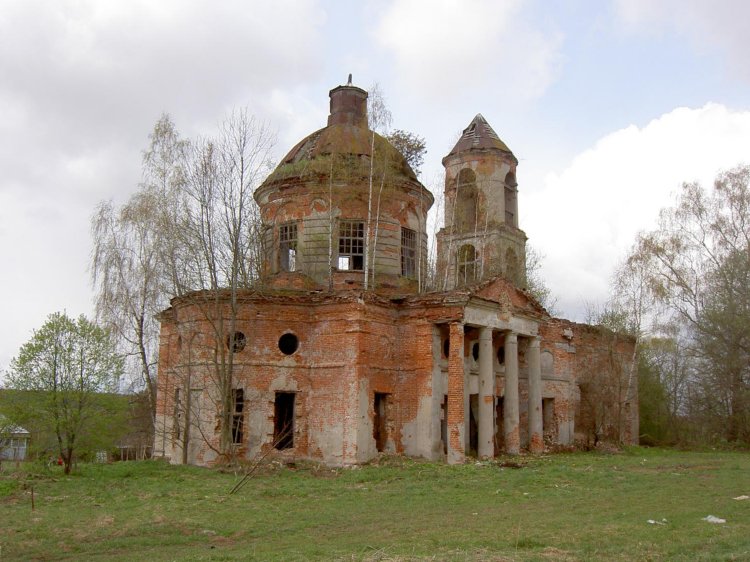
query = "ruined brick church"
xmin=154 ymin=81 xmax=638 ymax=466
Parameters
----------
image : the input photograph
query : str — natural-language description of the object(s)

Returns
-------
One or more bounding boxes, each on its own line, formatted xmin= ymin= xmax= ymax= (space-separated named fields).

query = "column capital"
xmin=479 ymin=326 xmax=492 ymax=341
xmin=504 ymin=331 xmax=517 ymax=344
xmin=528 ymin=335 xmax=541 ymax=348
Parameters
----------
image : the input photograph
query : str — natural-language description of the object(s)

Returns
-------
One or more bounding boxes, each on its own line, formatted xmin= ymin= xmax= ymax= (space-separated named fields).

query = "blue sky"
xmin=1 ymin=0 xmax=749 ymax=374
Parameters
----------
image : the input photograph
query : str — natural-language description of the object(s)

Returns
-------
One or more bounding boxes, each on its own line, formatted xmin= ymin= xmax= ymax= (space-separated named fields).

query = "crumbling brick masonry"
xmin=154 ymin=81 xmax=637 ymax=466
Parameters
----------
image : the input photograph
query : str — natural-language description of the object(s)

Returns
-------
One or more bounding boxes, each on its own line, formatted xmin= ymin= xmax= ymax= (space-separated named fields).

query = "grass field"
xmin=1 ymin=448 xmax=749 ymax=561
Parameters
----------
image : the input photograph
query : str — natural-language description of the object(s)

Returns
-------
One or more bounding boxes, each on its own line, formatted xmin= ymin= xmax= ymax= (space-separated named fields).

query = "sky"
xmin=1 ymin=0 xmax=749 ymax=374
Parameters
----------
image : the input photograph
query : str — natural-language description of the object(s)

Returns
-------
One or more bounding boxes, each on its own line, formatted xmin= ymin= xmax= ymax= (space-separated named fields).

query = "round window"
xmin=278 ymin=333 xmax=299 ymax=355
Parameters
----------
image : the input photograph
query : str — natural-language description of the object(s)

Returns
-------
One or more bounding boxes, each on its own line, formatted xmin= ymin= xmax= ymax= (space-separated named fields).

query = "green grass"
xmin=1 ymin=448 xmax=749 ymax=560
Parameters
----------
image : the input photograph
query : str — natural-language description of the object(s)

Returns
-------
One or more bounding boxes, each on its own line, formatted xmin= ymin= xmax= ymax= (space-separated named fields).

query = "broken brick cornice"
xmin=168 ymin=287 xmax=367 ymax=309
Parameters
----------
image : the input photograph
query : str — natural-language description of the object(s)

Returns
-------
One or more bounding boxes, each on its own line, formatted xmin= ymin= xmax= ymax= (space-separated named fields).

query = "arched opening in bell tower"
xmin=457 ymin=244 xmax=479 ymax=286
xmin=455 ymin=168 xmax=478 ymax=233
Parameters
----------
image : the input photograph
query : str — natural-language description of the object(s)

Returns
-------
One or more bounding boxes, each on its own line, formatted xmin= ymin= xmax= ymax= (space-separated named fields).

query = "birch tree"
xmin=177 ymin=110 xmax=274 ymax=458
xmin=91 ymin=115 xmax=187 ymax=426
xmin=364 ymin=84 xmax=392 ymax=290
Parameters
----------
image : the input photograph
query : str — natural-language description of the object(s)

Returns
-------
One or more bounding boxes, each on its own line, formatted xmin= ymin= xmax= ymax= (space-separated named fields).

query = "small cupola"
xmin=328 ymin=74 xmax=368 ymax=128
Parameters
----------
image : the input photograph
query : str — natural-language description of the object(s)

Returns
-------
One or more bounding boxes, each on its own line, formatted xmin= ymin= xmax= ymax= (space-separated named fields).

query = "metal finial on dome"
xmin=347 ymin=73 xmax=352 ymax=86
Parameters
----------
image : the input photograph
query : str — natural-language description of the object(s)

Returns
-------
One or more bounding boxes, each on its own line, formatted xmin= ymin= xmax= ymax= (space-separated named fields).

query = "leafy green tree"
xmin=637 ymin=334 xmax=692 ymax=445
xmin=6 ymin=313 xmax=123 ymax=474
xmin=386 ymin=129 xmax=426 ymax=177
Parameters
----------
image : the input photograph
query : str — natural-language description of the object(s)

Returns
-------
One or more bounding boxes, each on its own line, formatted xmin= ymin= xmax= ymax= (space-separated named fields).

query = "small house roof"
xmin=0 ymin=415 xmax=29 ymax=435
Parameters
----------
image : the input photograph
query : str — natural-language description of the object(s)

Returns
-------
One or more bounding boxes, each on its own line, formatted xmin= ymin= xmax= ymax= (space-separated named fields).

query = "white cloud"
xmin=614 ymin=0 xmax=750 ymax=81
xmin=523 ymin=103 xmax=750 ymax=319
xmin=373 ymin=0 xmax=563 ymax=102
xmin=0 ymin=0 xmax=327 ymax=374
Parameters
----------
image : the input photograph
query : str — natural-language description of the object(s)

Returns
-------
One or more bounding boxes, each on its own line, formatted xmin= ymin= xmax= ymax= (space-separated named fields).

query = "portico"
xmin=441 ymin=299 xmax=544 ymax=463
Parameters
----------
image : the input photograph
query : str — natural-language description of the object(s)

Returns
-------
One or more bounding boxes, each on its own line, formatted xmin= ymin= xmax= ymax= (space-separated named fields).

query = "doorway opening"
xmin=494 ymin=396 xmax=505 ymax=454
xmin=274 ymin=392 xmax=295 ymax=449
xmin=373 ymin=393 xmax=390 ymax=452
xmin=469 ymin=394 xmax=478 ymax=456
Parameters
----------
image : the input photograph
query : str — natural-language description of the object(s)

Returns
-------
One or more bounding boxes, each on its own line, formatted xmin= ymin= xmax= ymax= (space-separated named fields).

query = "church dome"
xmin=260 ymin=84 xmax=418 ymax=189
xmin=253 ymin=79 xmax=433 ymax=292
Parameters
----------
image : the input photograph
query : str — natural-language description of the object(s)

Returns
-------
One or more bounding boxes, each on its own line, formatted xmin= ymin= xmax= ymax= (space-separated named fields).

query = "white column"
xmin=528 ymin=336 xmax=543 ymax=453
xmin=477 ymin=327 xmax=494 ymax=459
xmin=503 ymin=332 xmax=520 ymax=454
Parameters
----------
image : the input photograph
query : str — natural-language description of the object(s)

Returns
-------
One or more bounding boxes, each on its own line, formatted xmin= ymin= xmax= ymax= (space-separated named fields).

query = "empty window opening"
xmin=441 ymin=394 xmax=448 ymax=454
xmin=273 ymin=392 xmax=295 ymax=449
xmin=401 ymin=227 xmax=417 ymax=278
xmin=472 ymin=342 xmax=479 ymax=361
xmin=278 ymin=332 xmax=299 ymax=355
xmin=469 ymin=394 xmax=479 ymax=456
xmin=457 ymin=244 xmax=478 ymax=286
xmin=505 ymin=191 xmax=515 ymax=225
xmin=227 ymin=331 xmax=246 ymax=353
xmin=279 ymin=222 xmax=298 ymax=272
xmin=497 ymin=345 xmax=505 ymax=365
xmin=455 ymin=168 xmax=478 ymax=232
xmin=373 ymin=392 xmax=390 ymax=452
xmin=443 ymin=338 xmax=450 ymax=359
xmin=232 ymin=388 xmax=244 ymax=445
xmin=338 ymin=221 xmax=364 ymax=271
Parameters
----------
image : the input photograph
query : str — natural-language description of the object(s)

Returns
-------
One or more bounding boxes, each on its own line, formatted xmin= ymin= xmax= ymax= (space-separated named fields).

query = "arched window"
xmin=504 ymin=171 xmax=517 ymax=227
xmin=455 ymin=168 xmax=477 ymax=232
xmin=457 ymin=244 xmax=478 ymax=286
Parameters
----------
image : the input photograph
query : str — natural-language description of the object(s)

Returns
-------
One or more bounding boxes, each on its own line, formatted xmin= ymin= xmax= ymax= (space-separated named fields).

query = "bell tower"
xmin=436 ymin=114 xmax=527 ymax=289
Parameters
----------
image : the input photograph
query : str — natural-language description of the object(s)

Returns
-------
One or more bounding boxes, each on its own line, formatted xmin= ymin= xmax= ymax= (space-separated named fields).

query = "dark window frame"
xmin=401 ymin=227 xmax=417 ymax=278
xmin=279 ymin=222 xmax=298 ymax=272
xmin=231 ymin=388 xmax=244 ymax=445
xmin=457 ymin=244 xmax=478 ymax=286
xmin=338 ymin=220 xmax=365 ymax=271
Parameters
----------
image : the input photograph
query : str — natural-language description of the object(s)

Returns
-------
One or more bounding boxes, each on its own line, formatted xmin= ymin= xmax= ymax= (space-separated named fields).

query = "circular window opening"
xmin=472 ymin=342 xmax=479 ymax=361
xmin=278 ymin=333 xmax=299 ymax=355
xmin=443 ymin=339 xmax=450 ymax=358
xmin=227 ymin=332 xmax=246 ymax=353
